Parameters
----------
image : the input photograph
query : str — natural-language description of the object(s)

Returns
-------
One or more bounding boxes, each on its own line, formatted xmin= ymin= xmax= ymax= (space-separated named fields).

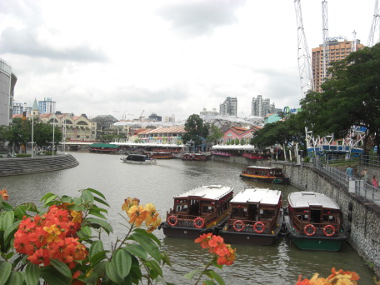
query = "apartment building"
xmin=312 ymin=39 xmax=365 ymax=92
xmin=0 ymin=59 xmax=17 ymax=126
xmin=220 ymin=97 xmax=237 ymax=116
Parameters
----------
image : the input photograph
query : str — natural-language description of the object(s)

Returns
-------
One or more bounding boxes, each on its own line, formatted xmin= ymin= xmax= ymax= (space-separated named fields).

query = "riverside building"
xmin=0 ymin=59 xmax=17 ymax=126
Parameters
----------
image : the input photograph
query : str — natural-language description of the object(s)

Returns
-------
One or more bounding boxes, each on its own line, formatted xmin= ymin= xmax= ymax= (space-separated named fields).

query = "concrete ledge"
xmin=0 ymin=154 xmax=79 ymax=176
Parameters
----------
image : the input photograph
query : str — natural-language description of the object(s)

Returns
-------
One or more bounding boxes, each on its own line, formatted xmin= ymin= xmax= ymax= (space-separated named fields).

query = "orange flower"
xmin=122 ymin=197 xmax=140 ymax=212
xmin=128 ymin=205 xmax=148 ymax=227
xmin=0 ymin=188 xmax=9 ymax=201
xmin=195 ymin=233 xmax=213 ymax=249
xmin=295 ymin=268 xmax=360 ymax=285
xmin=43 ymin=224 xmax=62 ymax=243
xmin=28 ymin=248 xmax=51 ymax=266
xmin=195 ymin=234 xmax=236 ymax=266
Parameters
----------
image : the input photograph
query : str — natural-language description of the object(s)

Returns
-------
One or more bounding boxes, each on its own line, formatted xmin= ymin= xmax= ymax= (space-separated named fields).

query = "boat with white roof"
xmin=160 ymin=185 xmax=234 ymax=239
xmin=284 ymin=191 xmax=347 ymax=251
xmin=240 ymin=166 xmax=290 ymax=184
xmin=217 ymin=188 xmax=284 ymax=245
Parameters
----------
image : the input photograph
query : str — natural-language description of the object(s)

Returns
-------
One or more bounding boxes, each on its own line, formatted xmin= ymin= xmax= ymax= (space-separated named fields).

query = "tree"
xmin=182 ymin=114 xmax=209 ymax=148
xmin=206 ymin=124 xmax=224 ymax=145
xmin=300 ymin=43 xmax=380 ymax=155
xmin=34 ymin=121 xmax=62 ymax=148
xmin=6 ymin=118 xmax=31 ymax=151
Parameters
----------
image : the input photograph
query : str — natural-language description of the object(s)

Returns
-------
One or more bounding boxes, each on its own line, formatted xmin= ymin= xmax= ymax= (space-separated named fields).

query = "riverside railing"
xmin=310 ymin=158 xmax=380 ymax=207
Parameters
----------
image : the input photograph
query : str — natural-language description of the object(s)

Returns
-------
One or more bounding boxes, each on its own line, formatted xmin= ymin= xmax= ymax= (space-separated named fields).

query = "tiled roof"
xmin=145 ymin=126 xmax=186 ymax=134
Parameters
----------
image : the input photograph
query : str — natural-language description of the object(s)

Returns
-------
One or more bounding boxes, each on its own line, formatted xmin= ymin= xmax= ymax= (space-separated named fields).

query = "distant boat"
xmin=283 ymin=191 xmax=347 ymax=251
xmin=150 ymin=152 xmax=174 ymax=159
xmin=120 ymin=154 xmax=156 ymax=165
xmin=160 ymin=185 xmax=234 ymax=239
xmin=240 ymin=166 xmax=290 ymax=184
xmin=218 ymin=188 xmax=284 ymax=246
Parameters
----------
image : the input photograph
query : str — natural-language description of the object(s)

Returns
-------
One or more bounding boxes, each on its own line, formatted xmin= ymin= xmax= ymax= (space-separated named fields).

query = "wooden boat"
xmin=218 ymin=188 xmax=284 ymax=245
xmin=283 ymin=191 xmax=347 ymax=251
xmin=160 ymin=185 xmax=234 ymax=239
xmin=150 ymin=152 xmax=173 ymax=159
xmin=121 ymin=154 xmax=157 ymax=165
xmin=240 ymin=166 xmax=290 ymax=184
xmin=180 ymin=153 xmax=194 ymax=161
xmin=181 ymin=153 xmax=210 ymax=161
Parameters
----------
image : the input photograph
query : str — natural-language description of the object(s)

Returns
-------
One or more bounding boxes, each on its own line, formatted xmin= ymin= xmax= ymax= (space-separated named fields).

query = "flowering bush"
xmin=185 ymin=233 xmax=236 ymax=285
xmin=0 ymin=188 xmax=170 ymax=284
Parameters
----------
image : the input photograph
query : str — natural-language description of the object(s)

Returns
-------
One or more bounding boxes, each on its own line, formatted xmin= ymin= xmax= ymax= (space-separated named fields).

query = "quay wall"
xmin=278 ymin=163 xmax=380 ymax=278
xmin=0 ymin=154 xmax=79 ymax=176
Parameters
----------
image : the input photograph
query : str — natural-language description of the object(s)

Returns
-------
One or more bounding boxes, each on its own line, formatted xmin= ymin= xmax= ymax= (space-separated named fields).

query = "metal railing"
xmin=310 ymin=158 xmax=380 ymax=207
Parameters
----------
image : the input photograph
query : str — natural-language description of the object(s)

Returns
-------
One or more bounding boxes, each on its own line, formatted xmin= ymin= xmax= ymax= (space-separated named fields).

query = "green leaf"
xmin=105 ymin=261 xmax=122 ymax=284
xmin=41 ymin=193 xmax=58 ymax=205
xmin=4 ymin=272 xmax=25 ymax=285
xmin=85 ymin=188 xmax=106 ymax=200
xmin=129 ymin=230 xmax=161 ymax=262
xmin=40 ymin=192 xmax=56 ymax=203
xmin=203 ymin=280 xmax=217 ymax=285
xmin=3 ymin=221 xmax=21 ymax=246
xmin=124 ymin=244 xmax=147 ymax=260
xmin=0 ymin=262 xmax=12 ymax=285
xmin=25 ymin=263 xmax=40 ymax=285
xmin=184 ymin=269 xmax=198 ymax=281
xmin=50 ymin=259 xmax=72 ymax=279
xmin=89 ymin=240 xmax=104 ymax=259
xmin=82 ymin=189 xmax=94 ymax=206
xmin=161 ymin=251 xmax=172 ymax=266
xmin=40 ymin=266 xmax=70 ymax=285
xmin=204 ymin=269 xmax=225 ymax=285
xmin=77 ymin=225 xmax=92 ymax=240
xmin=0 ymin=211 xmax=14 ymax=231
xmin=89 ymin=250 xmax=108 ymax=265
xmin=88 ymin=209 xmax=107 ymax=220
xmin=111 ymin=249 xmax=132 ymax=279
xmin=79 ymin=261 xmax=106 ymax=285
xmin=144 ymin=259 xmax=162 ymax=279
xmin=86 ymin=217 xmax=113 ymax=234
xmin=134 ymin=228 xmax=161 ymax=246
xmin=93 ymin=196 xmax=110 ymax=208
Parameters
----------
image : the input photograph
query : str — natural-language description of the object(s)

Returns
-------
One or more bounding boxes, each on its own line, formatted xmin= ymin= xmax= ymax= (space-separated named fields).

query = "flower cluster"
xmin=195 ymin=233 xmax=236 ymax=266
xmin=14 ymin=204 xmax=87 ymax=268
xmin=296 ymin=268 xmax=361 ymax=285
xmin=0 ymin=188 xmax=9 ymax=201
xmin=122 ymin=197 xmax=162 ymax=232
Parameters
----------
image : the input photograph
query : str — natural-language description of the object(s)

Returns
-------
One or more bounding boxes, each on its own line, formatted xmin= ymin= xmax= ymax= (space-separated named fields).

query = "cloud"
xmin=157 ymin=0 xmax=247 ymax=36
xmin=0 ymin=27 xmax=108 ymax=62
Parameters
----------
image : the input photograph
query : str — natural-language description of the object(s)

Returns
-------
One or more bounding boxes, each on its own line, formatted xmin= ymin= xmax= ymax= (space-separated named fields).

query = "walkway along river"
xmin=0 ymin=152 xmax=376 ymax=284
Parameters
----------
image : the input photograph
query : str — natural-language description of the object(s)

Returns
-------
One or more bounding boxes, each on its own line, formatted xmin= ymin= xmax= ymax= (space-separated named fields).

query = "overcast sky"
xmin=0 ymin=0 xmax=375 ymax=120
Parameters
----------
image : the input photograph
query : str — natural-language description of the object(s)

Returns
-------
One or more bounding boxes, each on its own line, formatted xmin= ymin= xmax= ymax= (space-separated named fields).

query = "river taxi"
xmin=150 ymin=152 xmax=174 ymax=159
xmin=160 ymin=185 xmax=234 ymax=239
xmin=218 ymin=188 xmax=283 ymax=246
xmin=284 ymin=191 xmax=347 ymax=251
xmin=120 ymin=154 xmax=156 ymax=165
xmin=240 ymin=166 xmax=290 ymax=184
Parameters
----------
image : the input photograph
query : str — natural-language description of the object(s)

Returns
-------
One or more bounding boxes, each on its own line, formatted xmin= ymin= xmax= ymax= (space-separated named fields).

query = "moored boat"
xmin=121 ymin=154 xmax=157 ymax=165
xmin=150 ymin=152 xmax=174 ymax=159
xmin=160 ymin=185 xmax=234 ymax=239
xmin=240 ymin=166 xmax=290 ymax=184
xmin=218 ymin=188 xmax=283 ymax=246
xmin=284 ymin=191 xmax=347 ymax=251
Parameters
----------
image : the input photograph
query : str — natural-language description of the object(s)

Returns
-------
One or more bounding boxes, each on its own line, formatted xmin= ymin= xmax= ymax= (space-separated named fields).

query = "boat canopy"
xmin=231 ymin=188 xmax=281 ymax=205
xmin=246 ymin=166 xmax=282 ymax=170
xmin=288 ymin=192 xmax=340 ymax=210
xmin=174 ymin=185 xmax=233 ymax=201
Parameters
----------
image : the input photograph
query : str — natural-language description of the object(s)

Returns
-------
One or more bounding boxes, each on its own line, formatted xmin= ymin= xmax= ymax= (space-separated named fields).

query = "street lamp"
xmin=31 ymin=114 xmax=34 ymax=158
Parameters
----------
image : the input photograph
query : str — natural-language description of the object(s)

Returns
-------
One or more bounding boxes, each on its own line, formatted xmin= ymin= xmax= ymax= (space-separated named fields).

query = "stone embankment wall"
xmin=0 ymin=154 xmax=79 ymax=176
xmin=277 ymin=162 xmax=380 ymax=278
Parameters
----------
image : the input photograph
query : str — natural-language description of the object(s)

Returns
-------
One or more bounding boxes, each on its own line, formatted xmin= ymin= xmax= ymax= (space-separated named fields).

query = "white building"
xmin=0 ymin=59 xmax=17 ymax=126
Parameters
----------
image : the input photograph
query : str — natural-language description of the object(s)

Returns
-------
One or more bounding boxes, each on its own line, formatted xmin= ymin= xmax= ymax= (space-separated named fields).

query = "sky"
xmin=0 ymin=0 xmax=375 ymax=121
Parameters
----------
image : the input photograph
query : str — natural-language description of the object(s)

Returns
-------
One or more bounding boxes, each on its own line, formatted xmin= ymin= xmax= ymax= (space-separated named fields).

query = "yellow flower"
xmin=43 ymin=224 xmax=62 ymax=243
xmin=0 ymin=188 xmax=9 ymax=201
xmin=128 ymin=205 xmax=147 ymax=227
xmin=122 ymin=197 xmax=140 ymax=212
xmin=70 ymin=210 xmax=82 ymax=223
xmin=145 ymin=203 xmax=158 ymax=226
xmin=147 ymin=216 xmax=162 ymax=233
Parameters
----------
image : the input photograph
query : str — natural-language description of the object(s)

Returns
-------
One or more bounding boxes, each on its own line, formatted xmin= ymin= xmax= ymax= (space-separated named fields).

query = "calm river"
xmin=0 ymin=152 xmax=375 ymax=284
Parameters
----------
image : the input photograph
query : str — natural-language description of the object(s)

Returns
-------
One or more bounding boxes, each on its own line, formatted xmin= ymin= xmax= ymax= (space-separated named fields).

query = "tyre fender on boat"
xmin=253 ymin=221 xmax=266 ymax=234
xmin=167 ymin=215 xmax=178 ymax=227
xmin=193 ymin=217 xmax=205 ymax=228
xmin=323 ymin=225 xmax=336 ymax=237
xmin=304 ymin=224 xmax=317 ymax=236
xmin=232 ymin=220 xmax=245 ymax=232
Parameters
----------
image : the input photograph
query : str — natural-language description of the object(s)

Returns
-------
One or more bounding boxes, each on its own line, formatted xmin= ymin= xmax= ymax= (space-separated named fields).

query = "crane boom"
xmin=368 ymin=0 xmax=380 ymax=47
xmin=294 ymin=0 xmax=314 ymax=96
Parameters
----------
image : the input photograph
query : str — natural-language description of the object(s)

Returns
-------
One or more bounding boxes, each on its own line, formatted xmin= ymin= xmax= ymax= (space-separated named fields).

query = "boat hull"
xmin=284 ymin=215 xmax=346 ymax=251
xmin=218 ymin=211 xmax=284 ymax=246
xmin=240 ymin=174 xmax=290 ymax=184
xmin=161 ymin=225 xmax=211 ymax=239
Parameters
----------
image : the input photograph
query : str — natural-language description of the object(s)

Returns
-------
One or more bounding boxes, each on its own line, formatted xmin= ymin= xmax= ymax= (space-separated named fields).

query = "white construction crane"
xmin=294 ymin=0 xmax=314 ymax=96
xmin=321 ymin=0 xmax=329 ymax=80
xmin=368 ymin=0 xmax=380 ymax=47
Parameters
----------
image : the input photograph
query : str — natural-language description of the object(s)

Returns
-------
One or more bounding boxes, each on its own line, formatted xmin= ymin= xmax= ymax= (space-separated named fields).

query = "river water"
xmin=0 ymin=152 xmax=375 ymax=284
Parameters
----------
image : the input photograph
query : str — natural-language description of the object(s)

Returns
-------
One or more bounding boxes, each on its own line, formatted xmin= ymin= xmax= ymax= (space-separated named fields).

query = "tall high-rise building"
xmin=219 ymin=97 xmax=237 ymax=116
xmin=251 ymin=95 xmax=276 ymax=117
xmin=0 ymin=59 xmax=17 ymax=126
xmin=312 ymin=39 xmax=365 ymax=92
xmin=38 ymin=97 xmax=56 ymax=114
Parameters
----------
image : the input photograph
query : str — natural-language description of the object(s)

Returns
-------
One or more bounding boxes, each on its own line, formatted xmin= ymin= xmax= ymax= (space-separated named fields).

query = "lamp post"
xmin=31 ymin=115 xmax=34 ymax=158
xmin=52 ymin=116 xmax=55 ymax=156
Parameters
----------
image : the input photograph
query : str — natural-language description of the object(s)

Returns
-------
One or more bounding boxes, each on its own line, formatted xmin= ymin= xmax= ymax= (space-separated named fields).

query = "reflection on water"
xmin=0 ymin=152 xmax=375 ymax=284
